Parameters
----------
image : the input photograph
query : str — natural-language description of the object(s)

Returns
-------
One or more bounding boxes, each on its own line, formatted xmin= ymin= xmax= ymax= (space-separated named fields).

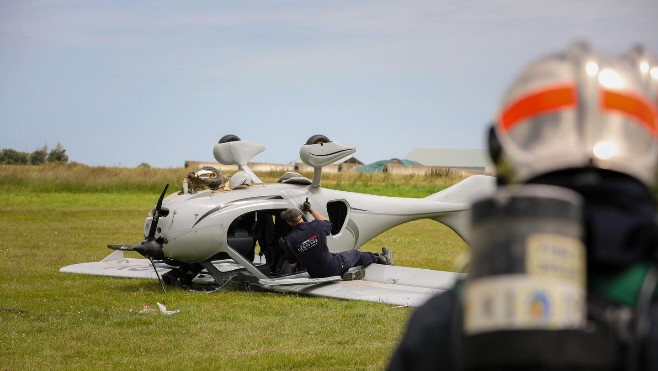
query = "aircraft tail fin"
xmin=426 ymin=175 xmax=496 ymax=243
xmin=425 ymin=175 xmax=495 ymax=204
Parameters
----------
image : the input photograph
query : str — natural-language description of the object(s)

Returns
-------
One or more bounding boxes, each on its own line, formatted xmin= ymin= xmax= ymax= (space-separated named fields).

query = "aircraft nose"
xmin=133 ymin=240 xmax=164 ymax=260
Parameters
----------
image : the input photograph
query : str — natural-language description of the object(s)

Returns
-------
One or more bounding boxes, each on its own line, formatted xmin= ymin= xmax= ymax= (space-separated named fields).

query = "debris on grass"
xmin=135 ymin=302 xmax=180 ymax=315
xmin=156 ymin=302 xmax=180 ymax=315
xmin=137 ymin=303 xmax=159 ymax=314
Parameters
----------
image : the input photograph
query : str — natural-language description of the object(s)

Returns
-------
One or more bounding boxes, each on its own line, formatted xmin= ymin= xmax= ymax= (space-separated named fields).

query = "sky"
xmin=1 ymin=1 xmax=657 ymax=168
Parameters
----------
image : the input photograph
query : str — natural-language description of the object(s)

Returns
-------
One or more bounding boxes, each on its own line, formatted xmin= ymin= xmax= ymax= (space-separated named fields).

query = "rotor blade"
xmin=147 ymin=183 xmax=169 ymax=241
xmin=107 ymin=244 xmax=136 ymax=251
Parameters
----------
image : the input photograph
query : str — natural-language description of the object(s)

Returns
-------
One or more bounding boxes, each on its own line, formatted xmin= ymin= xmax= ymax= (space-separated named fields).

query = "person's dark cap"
xmin=281 ymin=208 xmax=302 ymax=222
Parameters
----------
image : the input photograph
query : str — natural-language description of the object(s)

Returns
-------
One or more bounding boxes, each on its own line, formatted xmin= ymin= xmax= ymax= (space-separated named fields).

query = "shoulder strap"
xmin=628 ymin=263 xmax=658 ymax=371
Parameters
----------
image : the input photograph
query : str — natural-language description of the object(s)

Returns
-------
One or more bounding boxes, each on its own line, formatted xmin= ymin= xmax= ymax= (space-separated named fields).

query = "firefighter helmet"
xmin=491 ymin=42 xmax=658 ymax=187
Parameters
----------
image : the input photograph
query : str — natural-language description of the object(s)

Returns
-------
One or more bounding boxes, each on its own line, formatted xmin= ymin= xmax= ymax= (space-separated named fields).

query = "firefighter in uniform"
xmin=389 ymin=42 xmax=658 ymax=370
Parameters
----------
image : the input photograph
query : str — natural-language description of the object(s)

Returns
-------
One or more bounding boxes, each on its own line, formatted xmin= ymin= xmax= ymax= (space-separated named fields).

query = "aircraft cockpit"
xmin=222 ymin=209 xmax=295 ymax=277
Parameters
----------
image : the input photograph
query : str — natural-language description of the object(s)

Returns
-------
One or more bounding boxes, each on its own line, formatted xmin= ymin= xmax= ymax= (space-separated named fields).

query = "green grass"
xmin=0 ymin=166 xmax=466 ymax=370
xmin=0 ymin=164 xmax=462 ymax=196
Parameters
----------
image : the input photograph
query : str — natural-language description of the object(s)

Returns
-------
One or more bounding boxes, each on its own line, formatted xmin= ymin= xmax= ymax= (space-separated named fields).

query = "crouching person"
xmin=280 ymin=201 xmax=393 ymax=280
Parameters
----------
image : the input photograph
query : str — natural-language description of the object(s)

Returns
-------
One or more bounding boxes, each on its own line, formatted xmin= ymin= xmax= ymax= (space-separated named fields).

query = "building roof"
xmin=355 ymin=158 xmax=422 ymax=173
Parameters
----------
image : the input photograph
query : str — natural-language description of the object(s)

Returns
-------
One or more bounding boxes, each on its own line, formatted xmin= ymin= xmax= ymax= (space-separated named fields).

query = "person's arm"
xmin=308 ymin=208 xmax=333 ymax=236
xmin=302 ymin=200 xmax=328 ymax=222
xmin=309 ymin=209 xmax=326 ymax=221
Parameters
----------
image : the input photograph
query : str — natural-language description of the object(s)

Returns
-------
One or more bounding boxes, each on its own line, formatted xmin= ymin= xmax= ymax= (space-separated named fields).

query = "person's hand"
xmin=302 ymin=199 xmax=311 ymax=212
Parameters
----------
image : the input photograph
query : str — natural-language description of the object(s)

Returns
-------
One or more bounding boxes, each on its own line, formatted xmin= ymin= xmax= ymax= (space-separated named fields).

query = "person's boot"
xmin=377 ymin=246 xmax=393 ymax=265
xmin=341 ymin=266 xmax=366 ymax=280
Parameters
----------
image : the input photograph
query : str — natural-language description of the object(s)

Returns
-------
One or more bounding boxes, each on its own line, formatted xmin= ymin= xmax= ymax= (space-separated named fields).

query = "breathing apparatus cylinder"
xmin=458 ymin=184 xmax=618 ymax=370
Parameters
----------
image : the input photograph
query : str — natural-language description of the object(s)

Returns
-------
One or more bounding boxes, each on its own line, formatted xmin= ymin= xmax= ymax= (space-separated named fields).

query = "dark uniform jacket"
xmin=388 ymin=285 xmax=658 ymax=370
xmin=284 ymin=219 xmax=340 ymax=278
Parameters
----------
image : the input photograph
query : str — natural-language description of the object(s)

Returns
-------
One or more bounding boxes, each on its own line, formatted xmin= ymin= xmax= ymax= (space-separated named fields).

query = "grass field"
xmin=0 ymin=165 xmax=467 ymax=370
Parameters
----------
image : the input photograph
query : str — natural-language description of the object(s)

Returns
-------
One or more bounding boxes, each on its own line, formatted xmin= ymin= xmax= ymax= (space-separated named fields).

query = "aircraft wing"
xmin=265 ymin=264 xmax=459 ymax=307
xmin=60 ymin=250 xmax=249 ymax=280
xmin=60 ymin=252 xmax=461 ymax=307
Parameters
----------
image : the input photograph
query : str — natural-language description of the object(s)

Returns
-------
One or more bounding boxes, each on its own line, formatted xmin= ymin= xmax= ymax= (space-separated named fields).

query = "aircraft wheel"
xmin=219 ymin=134 xmax=241 ymax=143
xmin=305 ymin=134 xmax=330 ymax=145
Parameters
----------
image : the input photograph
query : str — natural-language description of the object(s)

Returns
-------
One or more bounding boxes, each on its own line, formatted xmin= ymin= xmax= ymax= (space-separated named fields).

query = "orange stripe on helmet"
xmin=499 ymin=84 xmax=578 ymax=132
xmin=601 ymin=90 xmax=658 ymax=136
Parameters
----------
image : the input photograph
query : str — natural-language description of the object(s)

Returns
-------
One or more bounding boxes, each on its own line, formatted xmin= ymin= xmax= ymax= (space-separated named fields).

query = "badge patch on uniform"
xmin=297 ymin=235 xmax=318 ymax=253
xmin=464 ymin=275 xmax=585 ymax=335
xmin=526 ymin=233 xmax=585 ymax=283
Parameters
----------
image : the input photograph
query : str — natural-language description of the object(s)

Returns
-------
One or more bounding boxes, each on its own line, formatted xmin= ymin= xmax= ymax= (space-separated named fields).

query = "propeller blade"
xmin=147 ymin=183 xmax=169 ymax=241
xmin=109 ymin=184 xmax=170 ymax=298
xmin=107 ymin=244 xmax=136 ymax=251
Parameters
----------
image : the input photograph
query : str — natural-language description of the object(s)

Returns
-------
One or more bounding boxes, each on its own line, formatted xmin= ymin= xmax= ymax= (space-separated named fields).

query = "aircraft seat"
xmin=228 ymin=227 xmax=256 ymax=261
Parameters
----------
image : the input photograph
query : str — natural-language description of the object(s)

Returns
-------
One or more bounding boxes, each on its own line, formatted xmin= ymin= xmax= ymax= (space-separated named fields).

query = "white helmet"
xmin=491 ymin=42 xmax=658 ymax=187
xmin=623 ymin=44 xmax=658 ymax=112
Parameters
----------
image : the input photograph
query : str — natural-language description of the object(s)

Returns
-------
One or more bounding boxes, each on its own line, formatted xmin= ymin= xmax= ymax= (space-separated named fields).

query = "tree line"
xmin=0 ymin=143 xmax=69 ymax=165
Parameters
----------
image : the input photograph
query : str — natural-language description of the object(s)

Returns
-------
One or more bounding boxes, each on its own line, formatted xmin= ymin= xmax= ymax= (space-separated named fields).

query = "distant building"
xmin=355 ymin=158 xmax=422 ymax=173
xmin=405 ymin=148 xmax=494 ymax=174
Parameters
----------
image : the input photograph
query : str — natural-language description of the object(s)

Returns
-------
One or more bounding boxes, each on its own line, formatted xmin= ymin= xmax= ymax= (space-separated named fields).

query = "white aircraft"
xmin=61 ymin=135 xmax=495 ymax=306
